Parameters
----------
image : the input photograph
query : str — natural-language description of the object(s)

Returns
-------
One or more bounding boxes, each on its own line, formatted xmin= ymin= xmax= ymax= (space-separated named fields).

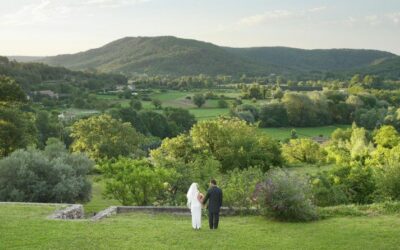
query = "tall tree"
xmin=70 ymin=114 xmax=142 ymax=160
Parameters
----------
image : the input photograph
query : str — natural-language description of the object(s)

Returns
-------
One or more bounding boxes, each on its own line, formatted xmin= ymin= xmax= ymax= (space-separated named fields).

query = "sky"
xmin=1 ymin=0 xmax=399 ymax=56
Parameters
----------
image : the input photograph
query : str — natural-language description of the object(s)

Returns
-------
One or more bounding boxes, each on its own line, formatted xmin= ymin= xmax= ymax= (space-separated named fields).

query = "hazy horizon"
xmin=1 ymin=0 xmax=400 ymax=56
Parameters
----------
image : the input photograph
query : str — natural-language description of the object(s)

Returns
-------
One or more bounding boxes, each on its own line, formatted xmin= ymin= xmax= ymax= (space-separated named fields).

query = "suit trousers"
xmin=208 ymin=211 xmax=220 ymax=229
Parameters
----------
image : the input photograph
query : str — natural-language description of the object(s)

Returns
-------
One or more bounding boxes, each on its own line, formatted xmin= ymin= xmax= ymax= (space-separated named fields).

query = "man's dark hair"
xmin=210 ymin=179 xmax=217 ymax=185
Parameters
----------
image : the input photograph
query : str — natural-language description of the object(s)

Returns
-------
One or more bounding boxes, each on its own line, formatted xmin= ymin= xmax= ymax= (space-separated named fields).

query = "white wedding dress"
xmin=187 ymin=183 xmax=202 ymax=229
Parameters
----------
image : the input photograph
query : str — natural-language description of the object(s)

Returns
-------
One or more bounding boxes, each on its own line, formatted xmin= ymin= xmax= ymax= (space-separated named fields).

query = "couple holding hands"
xmin=186 ymin=179 xmax=223 ymax=230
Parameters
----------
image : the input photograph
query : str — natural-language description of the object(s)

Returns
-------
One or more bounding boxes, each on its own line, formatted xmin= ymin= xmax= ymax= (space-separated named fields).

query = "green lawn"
xmin=1 ymin=204 xmax=400 ymax=249
xmin=189 ymin=108 xmax=230 ymax=120
xmin=83 ymin=176 xmax=121 ymax=216
xmin=260 ymin=125 xmax=351 ymax=140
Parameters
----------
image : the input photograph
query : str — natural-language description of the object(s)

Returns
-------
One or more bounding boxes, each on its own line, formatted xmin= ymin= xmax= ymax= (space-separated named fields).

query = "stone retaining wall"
xmin=91 ymin=206 xmax=117 ymax=221
xmin=91 ymin=206 xmax=238 ymax=220
xmin=1 ymin=202 xmax=241 ymax=221
xmin=49 ymin=204 xmax=84 ymax=219
xmin=117 ymin=206 xmax=191 ymax=215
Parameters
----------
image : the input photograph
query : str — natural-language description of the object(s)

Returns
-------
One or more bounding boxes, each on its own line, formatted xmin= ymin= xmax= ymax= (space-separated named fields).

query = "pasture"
xmin=260 ymin=125 xmax=351 ymax=140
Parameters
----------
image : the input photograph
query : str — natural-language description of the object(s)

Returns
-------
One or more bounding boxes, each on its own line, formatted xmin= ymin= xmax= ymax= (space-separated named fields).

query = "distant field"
xmin=189 ymin=108 xmax=230 ymax=120
xmin=260 ymin=125 xmax=351 ymax=140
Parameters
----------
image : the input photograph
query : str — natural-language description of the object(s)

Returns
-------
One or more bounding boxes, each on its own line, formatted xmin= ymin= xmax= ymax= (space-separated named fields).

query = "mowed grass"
xmin=189 ymin=108 xmax=230 ymax=120
xmin=1 ymin=204 xmax=400 ymax=249
xmin=260 ymin=125 xmax=351 ymax=140
xmin=83 ymin=176 xmax=121 ymax=215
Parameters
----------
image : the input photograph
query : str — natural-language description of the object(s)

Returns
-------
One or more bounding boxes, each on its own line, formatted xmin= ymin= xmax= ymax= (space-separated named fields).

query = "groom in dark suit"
xmin=203 ymin=179 xmax=223 ymax=229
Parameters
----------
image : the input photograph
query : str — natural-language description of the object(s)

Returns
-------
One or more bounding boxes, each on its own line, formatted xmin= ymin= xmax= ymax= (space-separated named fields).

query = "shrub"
xmin=0 ymin=138 xmax=93 ymax=203
xmin=130 ymin=100 xmax=142 ymax=110
xmin=218 ymin=99 xmax=228 ymax=108
xmin=375 ymin=162 xmax=400 ymax=201
xmin=222 ymin=167 xmax=264 ymax=211
xmin=311 ymin=172 xmax=349 ymax=207
xmin=152 ymin=99 xmax=162 ymax=109
xmin=260 ymin=168 xmax=318 ymax=221
xmin=282 ymin=138 xmax=326 ymax=164
xmin=193 ymin=93 xmax=206 ymax=108
xmin=314 ymin=164 xmax=376 ymax=205
xmin=236 ymin=111 xmax=255 ymax=124
xmin=236 ymin=104 xmax=259 ymax=120
xmin=100 ymin=158 xmax=175 ymax=206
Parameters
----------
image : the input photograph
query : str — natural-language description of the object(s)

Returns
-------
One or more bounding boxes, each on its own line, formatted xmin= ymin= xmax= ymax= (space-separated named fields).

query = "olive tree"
xmin=0 ymin=138 xmax=93 ymax=203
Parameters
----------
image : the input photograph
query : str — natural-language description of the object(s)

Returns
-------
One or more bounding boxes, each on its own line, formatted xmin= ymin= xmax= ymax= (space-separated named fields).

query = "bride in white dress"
xmin=187 ymin=183 xmax=204 ymax=230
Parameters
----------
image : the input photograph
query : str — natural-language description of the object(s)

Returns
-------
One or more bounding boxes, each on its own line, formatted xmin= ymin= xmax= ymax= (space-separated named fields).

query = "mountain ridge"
xmin=34 ymin=36 xmax=399 ymax=77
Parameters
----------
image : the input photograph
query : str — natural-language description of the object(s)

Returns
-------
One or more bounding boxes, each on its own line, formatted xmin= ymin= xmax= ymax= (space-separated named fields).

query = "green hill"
xmin=0 ymin=56 xmax=126 ymax=91
xmin=354 ymin=57 xmax=400 ymax=79
xmin=40 ymin=36 xmax=284 ymax=76
xmin=38 ymin=36 xmax=398 ymax=77
xmin=225 ymin=47 xmax=396 ymax=71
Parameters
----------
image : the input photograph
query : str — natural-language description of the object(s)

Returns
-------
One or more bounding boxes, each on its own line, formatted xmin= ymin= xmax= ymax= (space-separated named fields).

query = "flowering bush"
xmin=260 ymin=168 xmax=318 ymax=222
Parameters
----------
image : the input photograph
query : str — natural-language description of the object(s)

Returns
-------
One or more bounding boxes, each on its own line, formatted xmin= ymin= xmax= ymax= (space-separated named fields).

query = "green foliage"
xmin=0 ymin=138 xmax=93 ymax=203
xmin=375 ymin=161 xmax=400 ymax=201
xmin=373 ymin=125 xmax=399 ymax=148
xmin=35 ymin=110 xmax=61 ymax=149
xmin=282 ymin=138 xmax=325 ymax=164
xmin=190 ymin=117 xmax=283 ymax=172
xmin=193 ymin=93 xmax=206 ymax=108
xmin=130 ymin=99 xmax=142 ymax=110
xmin=109 ymin=107 xmax=148 ymax=134
xmin=217 ymin=99 xmax=228 ymax=108
xmin=314 ymin=164 xmax=376 ymax=204
xmin=151 ymin=135 xmax=221 ymax=205
xmin=152 ymin=99 xmax=162 ymax=109
xmin=0 ymin=76 xmax=26 ymax=103
xmin=71 ymin=114 xmax=142 ymax=160
xmin=100 ymin=158 xmax=175 ymax=205
xmin=331 ymin=127 xmax=352 ymax=141
xmin=0 ymin=105 xmax=37 ymax=157
xmin=318 ymin=201 xmax=400 ymax=218
xmin=326 ymin=125 xmax=373 ymax=165
xmin=282 ymin=92 xmax=324 ymax=126
xmin=163 ymin=107 xmax=196 ymax=135
xmin=259 ymin=101 xmax=288 ymax=127
xmin=222 ymin=167 xmax=264 ymax=211
xmin=0 ymin=56 xmax=126 ymax=91
xmin=260 ymin=168 xmax=318 ymax=221
xmin=311 ymin=172 xmax=349 ymax=207
xmin=139 ymin=111 xmax=171 ymax=138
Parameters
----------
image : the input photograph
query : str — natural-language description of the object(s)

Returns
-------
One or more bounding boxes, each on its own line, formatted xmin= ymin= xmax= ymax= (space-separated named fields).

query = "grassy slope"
xmin=260 ymin=125 xmax=350 ymax=140
xmin=1 ymin=204 xmax=400 ymax=249
xmin=83 ymin=177 xmax=121 ymax=215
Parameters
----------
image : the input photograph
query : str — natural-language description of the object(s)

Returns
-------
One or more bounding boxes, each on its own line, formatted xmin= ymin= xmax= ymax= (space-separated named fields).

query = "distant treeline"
xmin=0 ymin=56 xmax=127 ymax=91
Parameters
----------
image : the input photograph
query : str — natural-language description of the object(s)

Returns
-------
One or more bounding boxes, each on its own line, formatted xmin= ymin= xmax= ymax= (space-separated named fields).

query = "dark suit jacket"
xmin=203 ymin=186 xmax=223 ymax=213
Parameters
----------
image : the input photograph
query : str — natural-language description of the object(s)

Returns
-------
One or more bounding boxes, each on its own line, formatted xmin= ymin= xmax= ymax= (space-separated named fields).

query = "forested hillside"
xmin=0 ymin=56 xmax=126 ymax=91
xmin=39 ymin=36 xmax=283 ymax=76
xmin=38 ymin=36 xmax=399 ymax=78
xmin=226 ymin=47 xmax=396 ymax=71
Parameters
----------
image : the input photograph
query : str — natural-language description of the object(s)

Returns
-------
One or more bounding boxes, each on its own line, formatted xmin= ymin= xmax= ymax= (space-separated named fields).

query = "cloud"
xmin=386 ymin=12 xmax=400 ymax=24
xmin=0 ymin=0 xmax=151 ymax=26
xmin=239 ymin=10 xmax=293 ymax=26
xmin=83 ymin=0 xmax=150 ymax=8
xmin=238 ymin=7 xmax=327 ymax=27
xmin=308 ymin=6 xmax=327 ymax=13
xmin=365 ymin=15 xmax=381 ymax=26
xmin=0 ymin=0 xmax=71 ymax=26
